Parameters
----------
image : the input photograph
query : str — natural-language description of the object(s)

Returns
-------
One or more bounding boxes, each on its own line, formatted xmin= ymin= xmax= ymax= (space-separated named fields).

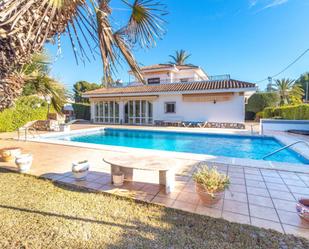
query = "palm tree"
xmin=273 ymin=78 xmax=304 ymax=105
xmin=168 ymin=50 xmax=191 ymax=65
xmin=0 ymin=0 xmax=167 ymax=111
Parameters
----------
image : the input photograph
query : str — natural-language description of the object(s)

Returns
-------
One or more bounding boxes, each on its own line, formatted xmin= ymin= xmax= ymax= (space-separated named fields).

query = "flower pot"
xmin=60 ymin=124 xmax=71 ymax=132
xmin=1 ymin=147 xmax=21 ymax=162
xmin=72 ymin=160 xmax=89 ymax=180
xmin=15 ymin=154 xmax=33 ymax=173
xmin=112 ymin=172 xmax=124 ymax=187
xmin=195 ymin=183 xmax=224 ymax=206
xmin=296 ymin=198 xmax=309 ymax=222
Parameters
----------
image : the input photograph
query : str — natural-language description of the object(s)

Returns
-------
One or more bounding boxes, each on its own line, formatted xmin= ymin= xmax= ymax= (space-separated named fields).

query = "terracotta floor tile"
xmin=266 ymin=182 xmax=289 ymax=192
xmin=269 ymin=189 xmax=295 ymax=201
xmin=134 ymin=193 xmax=155 ymax=202
xmin=223 ymin=199 xmax=249 ymax=215
xmin=278 ymin=210 xmax=309 ymax=229
xmin=182 ymin=184 xmax=195 ymax=193
xmin=247 ymin=186 xmax=270 ymax=197
xmin=249 ymin=204 xmax=279 ymax=222
xmin=172 ymin=200 xmax=197 ymax=213
xmin=222 ymin=211 xmax=250 ymax=225
xmin=273 ymin=199 xmax=297 ymax=213
xmin=248 ymin=195 xmax=274 ymax=208
xmin=176 ymin=192 xmax=200 ymax=204
xmin=196 ymin=205 xmax=222 ymax=218
xmin=282 ymin=224 xmax=309 ymax=239
xmin=157 ymin=190 xmax=180 ymax=200
xmin=246 ymin=180 xmax=266 ymax=189
xmin=198 ymin=199 xmax=223 ymax=210
xmin=251 ymin=218 xmax=284 ymax=233
xmin=225 ymin=190 xmax=247 ymax=203
xmin=151 ymin=196 xmax=175 ymax=207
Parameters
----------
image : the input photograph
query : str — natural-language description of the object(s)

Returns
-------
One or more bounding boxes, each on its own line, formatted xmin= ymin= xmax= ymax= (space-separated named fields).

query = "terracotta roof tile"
xmin=84 ymin=79 xmax=256 ymax=96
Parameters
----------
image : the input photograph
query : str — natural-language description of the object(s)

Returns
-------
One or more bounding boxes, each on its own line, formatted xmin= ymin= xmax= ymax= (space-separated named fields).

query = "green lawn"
xmin=0 ymin=168 xmax=308 ymax=249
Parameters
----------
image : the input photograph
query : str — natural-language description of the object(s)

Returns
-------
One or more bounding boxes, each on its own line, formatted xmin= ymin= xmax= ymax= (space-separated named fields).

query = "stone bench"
xmin=103 ymin=155 xmax=176 ymax=194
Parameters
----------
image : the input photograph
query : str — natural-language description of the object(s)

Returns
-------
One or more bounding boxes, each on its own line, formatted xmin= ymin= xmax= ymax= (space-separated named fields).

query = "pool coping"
xmin=26 ymin=127 xmax=309 ymax=174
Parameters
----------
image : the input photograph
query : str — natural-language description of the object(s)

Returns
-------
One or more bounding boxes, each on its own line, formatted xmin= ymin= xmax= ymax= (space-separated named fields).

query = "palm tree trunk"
xmin=0 ymin=74 xmax=24 ymax=111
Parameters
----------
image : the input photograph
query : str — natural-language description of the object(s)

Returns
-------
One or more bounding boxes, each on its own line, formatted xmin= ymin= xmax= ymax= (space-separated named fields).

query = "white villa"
xmin=83 ymin=64 xmax=256 ymax=127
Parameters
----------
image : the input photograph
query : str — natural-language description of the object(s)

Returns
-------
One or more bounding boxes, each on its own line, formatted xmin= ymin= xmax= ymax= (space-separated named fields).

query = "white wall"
xmin=153 ymin=93 xmax=245 ymax=123
xmin=261 ymin=120 xmax=309 ymax=134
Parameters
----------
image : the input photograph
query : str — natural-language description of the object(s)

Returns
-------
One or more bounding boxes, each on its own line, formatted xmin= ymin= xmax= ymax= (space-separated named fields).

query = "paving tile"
xmin=279 ymin=172 xmax=300 ymax=180
xmin=247 ymin=186 xmax=270 ymax=197
xmin=134 ymin=193 xmax=155 ymax=202
xmin=225 ymin=190 xmax=247 ymax=203
xmin=263 ymin=176 xmax=284 ymax=184
xmin=229 ymin=184 xmax=246 ymax=193
xmin=266 ymin=182 xmax=289 ymax=192
xmin=278 ymin=210 xmax=309 ymax=229
xmin=245 ymin=174 xmax=264 ymax=181
xmin=157 ymin=190 xmax=180 ymax=200
xmin=269 ymin=189 xmax=295 ymax=201
xmin=182 ymin=184 xmax=195 ymax=193
xmin=176 ymin=192 xmax=200 ymax=205
xmin=151 ymin=196 xmax=174 ymax=207
xmin=228 ymin=166 xmax=244 ymax=173
xmin=261 ymin=170 xmax=281 ymax=178
xmin=222 ymin=211 xmax=250 ymax=225
xmin=229 ymin=177 xmax=246 ymax=185
xmin=172 ymin=200 xmax=197 ymax=213
xmin=282 ymin=224 xmax=309 ymax=239
xmin=244 ymin=168 xmax=261 ymax=175
xmin=283 ymin=178 xmax=307 ymax=187
xmin=246 ymin=180 xmax=266 ymax=189
xmin=272 ymin=199 xmax=297 ymax=213
xmin=292 ymin=193 xmax=309 ymax=201
xmin=223 ymin=199 xmax=249 ymax=215
xmin=140 ymin=184 xmax=162 ymax=195
xmin=251 ymin=217 xmax=284 ymax=233
xmin=228 ymin=172 xmax=245 ymax=179
xmin=289 ymin=186 xmax=309 ymax=195
xmin=248 ymin=195 xmax=274 ymax=208
xmin=249 ymin=204 xmax=279 ymax=222
xmin=195 ymin=204 xmax=222 ymax=218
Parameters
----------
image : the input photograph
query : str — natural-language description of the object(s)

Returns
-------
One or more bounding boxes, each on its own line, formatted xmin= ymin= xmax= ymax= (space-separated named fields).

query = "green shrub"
xmin=246 ymin=92 xmax=279 ymax=114
xmin=72 ymin=103 xmax=90 ymax=120
xmin=0 ymin=96 xmax=53 ymax=132
xmin=262 ymin=104 xmax=309 ymax=120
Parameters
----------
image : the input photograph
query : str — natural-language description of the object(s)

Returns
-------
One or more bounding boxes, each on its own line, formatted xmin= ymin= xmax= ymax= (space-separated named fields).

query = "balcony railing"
xmin=113 ymin=74 xmax=231 ymax=87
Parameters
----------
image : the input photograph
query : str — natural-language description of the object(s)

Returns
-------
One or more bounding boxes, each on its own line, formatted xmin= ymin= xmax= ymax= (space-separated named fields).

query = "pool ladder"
xmin=262 ymin=140 xmax=309 ymax=160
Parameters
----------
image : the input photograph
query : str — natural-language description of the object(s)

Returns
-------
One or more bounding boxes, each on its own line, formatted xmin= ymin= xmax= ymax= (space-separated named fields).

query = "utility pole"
xmin=306 ymin=81 xmax=309 ymax=103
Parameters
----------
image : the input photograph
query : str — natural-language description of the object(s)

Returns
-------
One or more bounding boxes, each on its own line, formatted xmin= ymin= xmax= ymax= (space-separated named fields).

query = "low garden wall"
xmin=260 ymin=119 xmax=309 ymax=134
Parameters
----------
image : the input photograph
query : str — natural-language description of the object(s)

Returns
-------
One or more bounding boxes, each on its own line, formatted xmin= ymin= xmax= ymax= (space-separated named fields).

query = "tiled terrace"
xmin=0 ymin=126 xmax=309 ymax=239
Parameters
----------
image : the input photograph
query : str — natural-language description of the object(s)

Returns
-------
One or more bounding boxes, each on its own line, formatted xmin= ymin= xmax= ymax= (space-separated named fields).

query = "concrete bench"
xmin=103 ymin=155 xmax=176 ymax=194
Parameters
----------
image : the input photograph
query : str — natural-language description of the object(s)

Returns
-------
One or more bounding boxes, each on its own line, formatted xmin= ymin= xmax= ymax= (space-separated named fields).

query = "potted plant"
xmin=193 ymin=165 xmax=230 ymax=205
xmin=15 ymin=154 xmax=33 ymax=173
xmin=1 ymin=147 xmax=21 ymax=162
xmin=296 ymin=198 xmax=309 ymax=222
xmin=72 ymin=160 xmax=89 ymax=180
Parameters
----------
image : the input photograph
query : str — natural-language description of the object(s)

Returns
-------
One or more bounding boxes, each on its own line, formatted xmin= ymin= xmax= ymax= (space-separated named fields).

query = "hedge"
xmin=263 ymin=104 xmax=309 ymax=120
xmin=246 ymin=92 xmax=279 ymax=113
xmin=0 ymin=96 xmax=52 ymax=132
xmin=72 ymin=103 xmax=90 ymax=120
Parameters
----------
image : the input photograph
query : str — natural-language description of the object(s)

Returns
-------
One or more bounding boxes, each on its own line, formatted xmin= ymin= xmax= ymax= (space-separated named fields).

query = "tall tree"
xmin=168 ymin=50 xmax=191 ymax=65
xmin=73 ymin=81 xmax=100 ymax=103
xmin=272 ymin=78 xmax=304 ymax=105
xmin=0 ymin=0 xmax=167 ymax=111
xmin=295 ymin=72 xmax=309 ymax=102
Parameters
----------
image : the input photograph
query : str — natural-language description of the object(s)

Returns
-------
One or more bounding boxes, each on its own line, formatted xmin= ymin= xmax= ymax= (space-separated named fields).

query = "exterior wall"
xmin=153 ymin=93 xmax=245 ymax=123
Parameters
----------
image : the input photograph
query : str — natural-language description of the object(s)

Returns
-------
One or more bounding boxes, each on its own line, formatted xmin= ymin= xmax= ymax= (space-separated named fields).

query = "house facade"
xmin=83 ymin=64 xmax=256 ymax=126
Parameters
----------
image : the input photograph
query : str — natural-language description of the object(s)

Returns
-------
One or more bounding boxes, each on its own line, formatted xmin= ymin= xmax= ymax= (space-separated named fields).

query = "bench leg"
xmin=110 ymin=165 xmax=133 ymax=183
xmin=159 ymin=169 xmax=175 ymax=194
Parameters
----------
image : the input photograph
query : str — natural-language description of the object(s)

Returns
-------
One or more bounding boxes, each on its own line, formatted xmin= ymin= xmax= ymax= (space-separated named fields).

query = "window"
xmin=165 ymin=102 xmax=176 ymax=113
xmin=147 ymin=77 xmax=160 ymax=84
xmin=180 ymin=78 xmax=189 ymax=83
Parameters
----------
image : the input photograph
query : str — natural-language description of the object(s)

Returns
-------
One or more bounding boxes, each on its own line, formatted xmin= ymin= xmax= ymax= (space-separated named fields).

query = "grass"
xmin=0 ymin=168 xmax=308 ymax=249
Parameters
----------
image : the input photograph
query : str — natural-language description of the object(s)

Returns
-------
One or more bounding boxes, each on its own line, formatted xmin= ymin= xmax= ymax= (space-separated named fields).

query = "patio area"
xmin=1 ymin=128 xmax=309 ymax=239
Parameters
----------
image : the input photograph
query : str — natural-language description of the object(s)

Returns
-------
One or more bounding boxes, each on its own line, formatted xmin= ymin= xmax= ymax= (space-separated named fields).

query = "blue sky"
xmin=46 ymin=0 xmax=309 ymax=91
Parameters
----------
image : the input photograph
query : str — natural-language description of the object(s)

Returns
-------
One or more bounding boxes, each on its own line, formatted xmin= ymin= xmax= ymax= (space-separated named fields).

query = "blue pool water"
xmin=58 ymin=128 xmax=308 ymax=164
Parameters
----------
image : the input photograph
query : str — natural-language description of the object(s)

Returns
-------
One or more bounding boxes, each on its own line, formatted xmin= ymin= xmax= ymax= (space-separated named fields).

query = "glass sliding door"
xmin=94 ymin=101 xmax=120 ymax=124
xmin=124 ymin=100 xmax=153 ymax=125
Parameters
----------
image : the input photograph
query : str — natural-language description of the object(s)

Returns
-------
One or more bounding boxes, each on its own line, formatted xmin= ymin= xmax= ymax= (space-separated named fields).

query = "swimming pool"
xmin=52 ymin=128 xmax=308 ymax=164
xmin=52 ymin=128 xmax=309 ymax=164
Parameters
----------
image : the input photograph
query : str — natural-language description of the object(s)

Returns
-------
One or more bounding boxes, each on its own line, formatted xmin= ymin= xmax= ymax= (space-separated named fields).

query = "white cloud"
xmin=249 ymin=0 xmax=259 ymax=8
xmin=250 ymin=0 xmax=290 ymax=12
xmin=263 ymin=0 xmax=289 ymax=9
